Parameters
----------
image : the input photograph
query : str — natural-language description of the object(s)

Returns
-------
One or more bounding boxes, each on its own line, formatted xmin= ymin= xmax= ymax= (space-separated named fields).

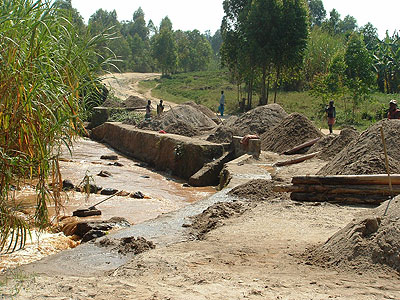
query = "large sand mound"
xmin=318 ymin=120 xmax=400 ymax=175
xmin=261 ymin=113 xmax=323 ymax=153
xmin=307 ymin=196 xmax=400 ymax=273
xmin=309 ymin=128 xmax=359 ymax=161
xmin=231 ymin=104 xmax=288 ymax=136
xmin=137 ymin=104 xmax=217 ymax=136
xmin=183 ymin=101 xmax=221 ymax=125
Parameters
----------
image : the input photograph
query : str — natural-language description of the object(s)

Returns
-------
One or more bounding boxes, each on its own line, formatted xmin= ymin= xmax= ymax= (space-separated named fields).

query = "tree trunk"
xmin=260 ymin=65 xmax=267 ymax=105
xmin=274 ymin=65 xmax=281 ymax=103
xmin=292 ymin=175 xmax=400 ymax=186
xmin=290 ymin=192 xmax=387 ymax=205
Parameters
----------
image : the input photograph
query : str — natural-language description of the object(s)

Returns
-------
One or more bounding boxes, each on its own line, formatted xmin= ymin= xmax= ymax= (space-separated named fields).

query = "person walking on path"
xmin=145 ymin=100 xmax=152 ymax=120
xmin=325 ymin=100 xmax=336 ymax=134
xmin=387 ymin=99 xmax=400 ymax=119
xmin=218 ymin=91 xmax=225 ymax=116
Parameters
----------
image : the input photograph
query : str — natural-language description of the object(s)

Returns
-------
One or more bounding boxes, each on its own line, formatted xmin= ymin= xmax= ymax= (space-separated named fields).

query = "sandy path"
xmin=102 ymin=72 xmax=177 ymax=109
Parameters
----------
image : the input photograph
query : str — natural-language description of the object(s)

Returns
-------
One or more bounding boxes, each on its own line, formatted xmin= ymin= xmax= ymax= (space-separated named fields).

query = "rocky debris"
xmin=137 ymin=104 xmax=217 ymax=136
xmin=100 ymin=154 xmax=118 ymax=160
xmin=96 ymin=236 xmax=155 ymax=255
xmin=261 ymin=113 xmax=323 ymax=154
xmin=76 ymin=183 xmax=103 ymax=194
xmin=228 ymin=179 xmax=280 ymax=201
xmin=73 ymin=208 xmax=101 ymax=217
xmin=101 ymin=188 xmax=119 ymax=195
xmin=108 ymin=161 xmax=124 ymax=167
xmin=131 ymin=191 xmax=145 ymax=199
xmin=97 ymin=170 xmax=112 ymax=177
xmin=306 ymin=196 xmax=400 ymax=273
xmin=73 ymin=217 xmax=131 ymax=243
xmin=184 ymin=201 xmax=249 ymax=240
xmin=308 ymin=128 xmax=359 ymax=161
xmin=206 ymin=126 xmax=234 ymax=144
xmin=118 ymin=190 xmax=130 ymax=197
xmin=183 ymin=101 xmax=221 ymax=125
xmin=230 ymin=104 xmax=288 ymax=136
xmin=318 ymin=119 xmax=400 ymax=175
xmin=62 ymin=179 xmax=75 ymax=191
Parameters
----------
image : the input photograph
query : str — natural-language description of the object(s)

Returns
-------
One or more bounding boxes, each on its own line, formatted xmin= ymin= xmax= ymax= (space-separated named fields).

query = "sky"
xmin=71 ymin=0 xmax=399 ymax=38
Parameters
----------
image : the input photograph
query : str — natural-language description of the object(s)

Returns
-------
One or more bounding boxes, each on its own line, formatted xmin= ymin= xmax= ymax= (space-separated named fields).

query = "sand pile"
xmin=228 ymin=179 xmax=280 ymax=201
xmin=185 ymin=201 xmax=248 ymax=240
xmin=261 ymin=113 xmax=323 ymax=153
xmin=206 ymin=126 xmax=234 ymax=143
xmin=231 ymin=104 xmax=288 ymax=136
xmin=318 ymin=120 xmax=400 ymax=175
xmin=309 ymin=128 xmax=359 ymax=160
xmin=138 ymin=104 xmax=217 ymax=137
xmin=306 ymin=196 xmax=400 ymax=273
xmin=103 ymin=95 xmax=147 ymax=108
xmin=183 ymin=101 xmax=221 ymax=124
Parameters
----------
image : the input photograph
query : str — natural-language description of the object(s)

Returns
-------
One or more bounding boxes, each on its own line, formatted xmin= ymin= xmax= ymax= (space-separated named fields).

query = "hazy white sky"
xmin=71 ymin=0 xmax=399 ymax=38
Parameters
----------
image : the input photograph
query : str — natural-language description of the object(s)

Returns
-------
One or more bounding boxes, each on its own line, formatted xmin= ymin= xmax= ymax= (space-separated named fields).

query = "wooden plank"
xmin=275 ymin=152 xmax=320 ymax=167
xmin=290 ymin=192 xmax=387 ymax=205
xmin=292 ymin=175 xmax=400 ymax=186
xmin=282 ymin=138 xmax=321 ymax=155
xmin=274 ymin=184 xmax=400 ymax=196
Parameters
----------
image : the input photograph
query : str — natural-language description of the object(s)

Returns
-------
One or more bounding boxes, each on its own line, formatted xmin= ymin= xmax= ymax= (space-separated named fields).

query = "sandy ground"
xmin=1 ymin=73 xmax=399 ymax=299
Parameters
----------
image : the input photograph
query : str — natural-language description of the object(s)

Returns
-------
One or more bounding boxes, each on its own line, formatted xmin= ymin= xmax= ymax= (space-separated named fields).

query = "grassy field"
xmin=138 ymin=70 xmax=395 ymax=131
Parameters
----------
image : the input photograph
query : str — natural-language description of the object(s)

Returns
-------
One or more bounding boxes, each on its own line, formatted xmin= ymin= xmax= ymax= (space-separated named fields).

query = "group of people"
xmin=144 ymin=99 xmax=164 ymax=120
xmin=325 ymin=99 xmax=400 ymax=134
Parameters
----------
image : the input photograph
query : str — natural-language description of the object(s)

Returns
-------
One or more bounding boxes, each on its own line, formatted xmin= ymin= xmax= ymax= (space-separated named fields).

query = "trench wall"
xmin=91 ymin=122 xmax=224 ymax=180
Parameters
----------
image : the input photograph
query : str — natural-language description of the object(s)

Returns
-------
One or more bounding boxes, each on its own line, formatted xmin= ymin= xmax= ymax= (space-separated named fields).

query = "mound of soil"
xmin=231 ymin=104 xmax=288 ymax=136
xmin=183 ymin=101 xmax=221 ymax=125
xmin=138 ymin=104 xmax=217 ymax=136
xmin=228 ymin=179 xmax=279 ymax=201
xmin=103 ymin=95 xmax=147 ymax=108
xmin=185 ymin=201 xmax=248 ymax=240
xmin=309 ymin=128 xmax=359 ymax=161
xmin=306 ymin=196 xmax=400 ymax=273
xmin=261 ymin=113 xmax=323 ymax=153
xmin=96 ymin=236 xmax=155 ymax=255
xmin=206 ymin=126 xmax=234 ymax=143
xmin=307 ymin=134 xmax=337 ymax=153
xmin=318 ymin=120 xmax=400 ymax=175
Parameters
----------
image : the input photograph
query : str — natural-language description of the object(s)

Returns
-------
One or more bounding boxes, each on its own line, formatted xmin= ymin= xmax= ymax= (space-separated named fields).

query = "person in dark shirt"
xmin=325 ymin=100 xmax=336 ymax=134
xmin=387 ymin=99 xmax=400 ymax=119
xmin=145 ymin=100 xmax=152 ymax=120
xmin=157 ymin=99 xmax=164 ymax=116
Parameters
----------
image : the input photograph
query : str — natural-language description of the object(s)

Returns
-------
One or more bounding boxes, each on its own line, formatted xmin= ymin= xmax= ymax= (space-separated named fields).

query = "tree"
xmin=151 ymin=17 xmax=178 ymax=76
xmin=307 ymin=0 xmax=326 ymax=27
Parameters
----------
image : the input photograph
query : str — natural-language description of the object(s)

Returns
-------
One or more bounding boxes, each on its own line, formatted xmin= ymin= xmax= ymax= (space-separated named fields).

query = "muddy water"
xmin=15 ymin=138 xmax=216 ymax=225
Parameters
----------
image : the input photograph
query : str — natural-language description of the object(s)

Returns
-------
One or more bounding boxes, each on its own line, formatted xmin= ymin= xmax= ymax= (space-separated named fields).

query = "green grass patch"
xmin=140 ymin=70 xmax=395 ymax=131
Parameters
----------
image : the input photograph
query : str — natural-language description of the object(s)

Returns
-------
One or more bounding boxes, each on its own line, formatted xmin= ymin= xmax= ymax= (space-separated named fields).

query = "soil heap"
xmin=206 ymin=126 xmax=234 ymax=143
xmin=309 ymin=128 xmax=359 ymax=161
xmin=137 ymin=104 xmax=217 ymax=137
xmin=103 ymin=95 xmax=147 ymax=108
xmin=183 ymin=101 xmax=221 ymax=125
xmin=228 ymin=179 xmax=279 ymax=201
xmin=230 ymin=104 xmax=288 ymax=136
xmin=318 ymin=119 xmax=400 ymax=175
xmin=307 ymin=196 xmax=400 ymax=273
xmin=261 ymin=113 xmax=323 ymax=153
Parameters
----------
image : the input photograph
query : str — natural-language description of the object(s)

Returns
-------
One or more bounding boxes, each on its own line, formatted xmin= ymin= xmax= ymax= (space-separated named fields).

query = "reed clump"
xmin=0 ymin=0 xmax=111 ymax=252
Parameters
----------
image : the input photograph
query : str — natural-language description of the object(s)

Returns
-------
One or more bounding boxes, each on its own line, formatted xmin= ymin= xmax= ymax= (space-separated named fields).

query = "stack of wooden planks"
xmin=274 ymin=175 xmax=400 ymax=205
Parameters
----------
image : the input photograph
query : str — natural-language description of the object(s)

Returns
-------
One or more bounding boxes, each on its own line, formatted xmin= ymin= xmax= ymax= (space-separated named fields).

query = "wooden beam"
xmin=282 ymin=138 xmax=321 ymax=155
xmin=275 ymin=152 xmax=320 ymax=167
xmin=290 ymin=192 xmax=387 ymax=205
xmin=292 ymin=175 xmax=400 ymax=186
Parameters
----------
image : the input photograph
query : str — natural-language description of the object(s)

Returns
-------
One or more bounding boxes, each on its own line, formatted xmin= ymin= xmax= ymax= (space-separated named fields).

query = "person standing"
xmin=157 ymin=99 xmax=164 ymax=116
xmin=145 ymin=100 xmax=152 ymax=120
xmin=325 ymin=100 xmax=336 ymax=134
xmin=387 ymin=99 xmax=400 ymax=119
xmin=218 ymin=90 xmax=225 ymax=116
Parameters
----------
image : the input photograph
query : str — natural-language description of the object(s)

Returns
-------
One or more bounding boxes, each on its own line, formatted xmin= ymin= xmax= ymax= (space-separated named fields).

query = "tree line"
xmin=57 ymin=0 xmax=222 ymax=75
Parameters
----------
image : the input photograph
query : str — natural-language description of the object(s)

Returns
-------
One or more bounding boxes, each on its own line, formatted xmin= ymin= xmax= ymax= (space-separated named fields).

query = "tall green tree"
xmin=307 ymin=0 xmax=326 ymax=27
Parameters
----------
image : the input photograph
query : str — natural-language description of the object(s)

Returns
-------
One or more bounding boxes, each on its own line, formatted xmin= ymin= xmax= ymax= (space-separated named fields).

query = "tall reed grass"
xmin=0 ymin=0 xmax=111 ymax=252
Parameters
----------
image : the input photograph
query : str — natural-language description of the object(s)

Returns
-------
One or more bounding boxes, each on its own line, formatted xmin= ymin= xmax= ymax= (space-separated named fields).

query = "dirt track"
xmin=1 ymin=73 xmax=399 ymax=299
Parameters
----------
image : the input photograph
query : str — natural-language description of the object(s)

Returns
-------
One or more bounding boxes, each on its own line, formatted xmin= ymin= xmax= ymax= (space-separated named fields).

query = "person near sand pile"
xmin=157 ymin=99 xmax=164 ymax=116
xmin=218 ymin=90 xmax=225 ymax=116
xmin=145 ymin=100 xmax=152 ymax=120
xmin=387 ymin=99 xmax=400 ymax=119
xmin=325 ymin=100 xmax=336 ymax=134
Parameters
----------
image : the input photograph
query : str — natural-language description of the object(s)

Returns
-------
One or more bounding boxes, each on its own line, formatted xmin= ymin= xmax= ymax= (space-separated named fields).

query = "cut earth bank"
xmin=2 ymin=149 xmax=399 ymax=299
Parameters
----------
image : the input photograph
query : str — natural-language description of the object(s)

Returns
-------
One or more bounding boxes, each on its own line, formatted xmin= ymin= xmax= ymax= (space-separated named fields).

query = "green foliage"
xmin=0 ymin=0 xmax=109 ymax=252
xmin=307 ymin=0 xmax=326 ymax=27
